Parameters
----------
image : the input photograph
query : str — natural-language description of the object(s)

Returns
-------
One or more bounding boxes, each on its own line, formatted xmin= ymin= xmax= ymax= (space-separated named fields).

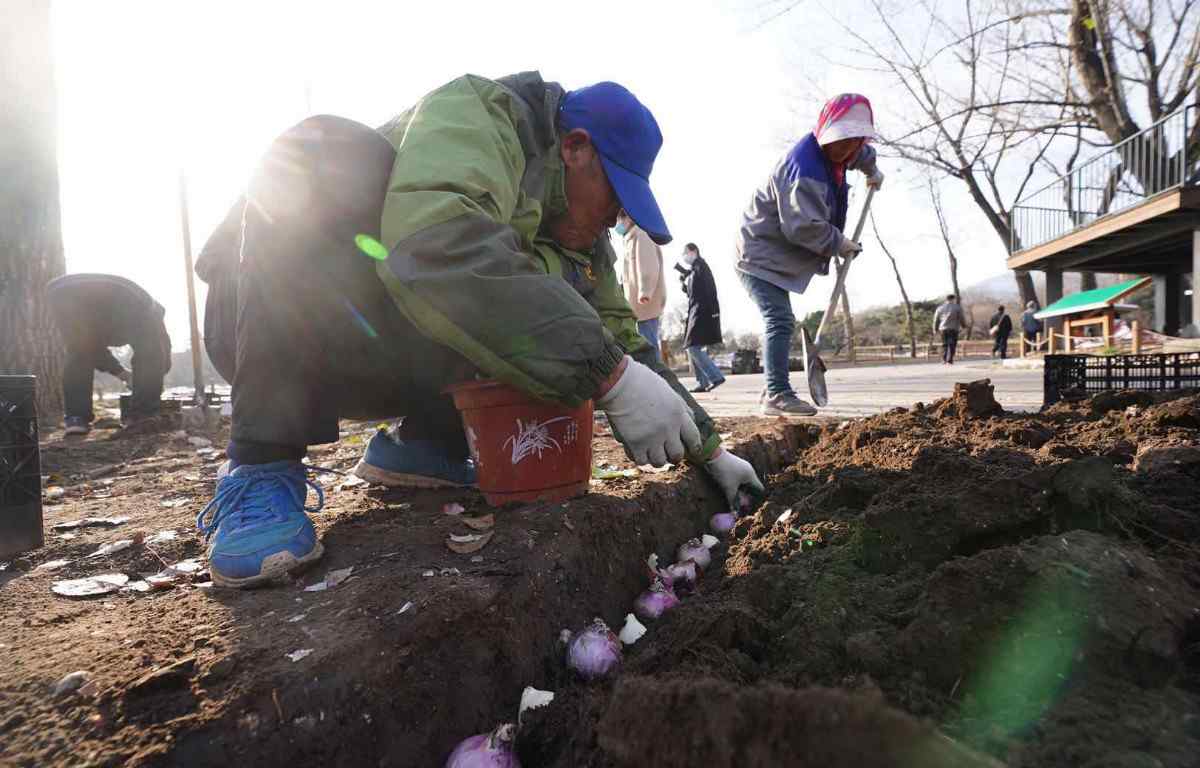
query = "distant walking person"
xmin=1020 ymin=301 xmax=1041 ymax=353
xmin=46 ymin=274 xmax=172 ymax=435
xmin=735 ymin=93 xmax=884 ymax=416
xmin=616 ymin=211 xmax=667 ymax=361
xmin=933 ymin=294 xmax=966 ymax=365
xmin=989 ymin=305 xmax=1013 ymax=360
xmin=678 ymin=243 xmax=725 ymax=393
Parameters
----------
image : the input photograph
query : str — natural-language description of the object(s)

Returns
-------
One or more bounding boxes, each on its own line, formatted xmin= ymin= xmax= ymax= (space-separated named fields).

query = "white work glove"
xmin=705 ymin=449 xmax=765 ymax=507
xmin=866 ymin=168 xmax=885 ymax=190
xmin=838 ymin=236 xmax=863 ymax=258
xmin=597 ymin=358 xmax=702 ymax=466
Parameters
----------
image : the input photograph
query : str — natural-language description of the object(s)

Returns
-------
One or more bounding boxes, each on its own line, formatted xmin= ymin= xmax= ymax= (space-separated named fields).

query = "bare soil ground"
xmin=3 ymin=384 xmax=1199 ymax=767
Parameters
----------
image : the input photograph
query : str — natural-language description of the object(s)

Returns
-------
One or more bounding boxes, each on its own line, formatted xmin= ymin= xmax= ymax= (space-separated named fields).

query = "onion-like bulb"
xmin=660 ymin=560 xmax=699 ymax=590
xmin=710 ymin=512 xmax=737 ymax=534
xmin=634 ymin=577 xmax=680 ymax=621
xmin=565 ymin=618 xmax=621 ymax=680
xmin=444 ymin=723 xmax=520 ymax=768
xmin=677 ymin=538 xmax=712 ymax=570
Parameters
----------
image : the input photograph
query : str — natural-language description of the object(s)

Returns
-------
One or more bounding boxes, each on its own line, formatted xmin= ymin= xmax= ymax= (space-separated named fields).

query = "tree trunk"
xmin=1014 ymin=271 xmax=1038 ymax=308
xmin=839 ymin=286 xmax=856 ymax=364
xmin=1080 ymin=272 xmax=1098 ymax=291
xmin=0 ymin=0 xmax=65 ymax=417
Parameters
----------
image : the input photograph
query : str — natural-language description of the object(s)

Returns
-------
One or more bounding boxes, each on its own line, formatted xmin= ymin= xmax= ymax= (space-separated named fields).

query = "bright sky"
xmin=53 ymin=0 xmax=1012 ymax=350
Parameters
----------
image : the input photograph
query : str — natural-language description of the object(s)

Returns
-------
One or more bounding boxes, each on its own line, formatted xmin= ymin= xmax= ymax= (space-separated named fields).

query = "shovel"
xmin=802 ymin=186 xmax=875 ymax=407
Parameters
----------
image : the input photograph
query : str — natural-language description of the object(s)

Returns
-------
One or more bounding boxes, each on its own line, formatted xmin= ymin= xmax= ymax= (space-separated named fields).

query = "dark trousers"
xmin=202 ymin=117 xmax=472 ymax=465
xmin=993 ymin=332 xmax=1010 ymax=360
xmin=941 ymin=329 xmax=959 ymax=363
xmin=60 ymin=331 xmax=169 ymax=423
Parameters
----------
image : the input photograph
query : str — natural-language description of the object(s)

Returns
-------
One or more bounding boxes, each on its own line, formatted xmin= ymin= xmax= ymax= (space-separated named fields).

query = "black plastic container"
xmin=0 ymin=375 xmax=43 ymax=559
xmin=1044 ymin=352 xmax=1200 ymax=405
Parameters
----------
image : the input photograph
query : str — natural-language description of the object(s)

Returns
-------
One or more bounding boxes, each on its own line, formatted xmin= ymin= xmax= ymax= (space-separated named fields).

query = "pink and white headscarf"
xmin=814 ymin=93 xmax=876 ymax=147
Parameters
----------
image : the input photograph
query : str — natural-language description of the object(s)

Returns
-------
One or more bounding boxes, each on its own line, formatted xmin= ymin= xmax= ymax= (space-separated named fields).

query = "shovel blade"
xmin=802 ymin=327 xmax=829 ymax=407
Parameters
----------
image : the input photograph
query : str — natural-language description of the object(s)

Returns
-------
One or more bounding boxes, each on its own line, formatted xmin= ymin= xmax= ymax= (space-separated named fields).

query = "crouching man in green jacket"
xmin=195 ymin=72 xmax=762 ymax=588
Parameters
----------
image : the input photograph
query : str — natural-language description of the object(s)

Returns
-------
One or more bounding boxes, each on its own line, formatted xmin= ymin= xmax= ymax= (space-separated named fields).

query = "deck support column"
xmin=1154 ymin=273 xmax=1182 ymax=335
xmin=1044 ymin=269 xmax=1064 ymax=341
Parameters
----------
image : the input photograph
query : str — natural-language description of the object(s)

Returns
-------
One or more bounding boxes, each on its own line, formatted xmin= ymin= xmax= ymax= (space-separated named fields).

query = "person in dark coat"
xmin=45 ymin=274 xmax=172 ymax=435
xmin=989 ymin=304 xmax=1013 ymax=360
xmin=677 ymin=243 xmax=725 ymax=392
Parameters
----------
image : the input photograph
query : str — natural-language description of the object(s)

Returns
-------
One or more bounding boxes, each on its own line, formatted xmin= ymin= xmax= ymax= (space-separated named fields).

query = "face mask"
xmin=614 ymin=221 xmax=629 ymax=235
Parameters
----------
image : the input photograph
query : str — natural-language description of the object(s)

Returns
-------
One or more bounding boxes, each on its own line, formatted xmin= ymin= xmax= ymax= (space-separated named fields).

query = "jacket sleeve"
xmin=848 ymin=143 xmax=878 ymax=176
xmin=375 ymin=76 xmax=625 ymax=406
xmin=589 ymin=242 xmax=721 ymax=462
xmin=632 ymin=230 xmax=660 ymax=302
xmin=776 ymin=172 xmax=843 ymax=259
xmin=95 ymin=349 xmax=125 ymax=376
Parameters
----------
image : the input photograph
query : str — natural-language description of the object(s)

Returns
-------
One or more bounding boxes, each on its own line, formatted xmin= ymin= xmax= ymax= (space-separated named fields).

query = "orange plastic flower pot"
xmin=445 ymin=380 xmax=593 ymax=506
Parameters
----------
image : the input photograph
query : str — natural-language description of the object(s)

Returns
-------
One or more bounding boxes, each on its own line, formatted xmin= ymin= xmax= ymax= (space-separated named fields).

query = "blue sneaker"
xmin=352 ymin=430 xmax=476 ymax=488
xmin=196 ymin=461 xmax=325 ymax=588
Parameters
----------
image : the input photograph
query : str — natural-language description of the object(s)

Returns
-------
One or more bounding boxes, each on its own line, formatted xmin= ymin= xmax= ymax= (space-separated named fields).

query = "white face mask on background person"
xmin=614 ymin=220 xmax=629 ymax=235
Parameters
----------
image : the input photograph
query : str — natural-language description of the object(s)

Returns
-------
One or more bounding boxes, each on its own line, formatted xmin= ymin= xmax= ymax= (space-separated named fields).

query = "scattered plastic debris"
xmin=145 ymin=530 xmax=178 ymax=545
xmin=422 ymin=570 xmax=436 ymax=577
xmin=285 ymin=649 xmax=313 ymax=663
xmin=336 ymin=474 xmax=366 ymax=491
xmin=123 ymin=580 xmax=152 ymax=593
xmin=287 ymin=613 xmax=307 ymax=623
xmin=442 ymin=502 xmax=465 ymax=516
xmin=52 ymin=573 xmax=129 ymax=597
xmin=462 ymin=514 xmax=494 ymax=531
xmin=397 ymin=601 xmax=413 ymax=615
xmin=86 ymin=537 xmax=141 ymax=559
xmin=51 ymin=518 xmax=130 ymax=530
xmin=35 ymin=559 xmax=73 ymax=572
xmin=44 ymin=486 xmax=66 ymax=500
xmin=52 ymin=670 xmax=93 ymax=696
xmin=447 ymin=531 xmax=494 ymax=554
xmin=160 ymin=498 xmax=191 ymax=508
xmin=591 ymin=466 xmax=638 ymax=480
xmin=305 ymin=566 xmax=354 ymax=592
xmin=776 ymin=508 xmax=794 ymax=525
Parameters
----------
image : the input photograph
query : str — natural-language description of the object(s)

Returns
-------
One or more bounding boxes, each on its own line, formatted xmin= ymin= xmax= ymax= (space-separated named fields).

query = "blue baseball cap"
xmin=559 ymin=82 xmax=672 ymax=245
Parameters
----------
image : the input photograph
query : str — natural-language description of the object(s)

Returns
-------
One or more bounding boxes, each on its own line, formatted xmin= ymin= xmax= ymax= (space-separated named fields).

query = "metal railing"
xmin=1011 ymin=104 xmax=1198 ymax=253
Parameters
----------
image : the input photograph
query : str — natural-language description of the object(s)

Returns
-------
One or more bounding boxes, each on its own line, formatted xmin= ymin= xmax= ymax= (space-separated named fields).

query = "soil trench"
xmin=3 ymin=385 xmax=1199 ymax=767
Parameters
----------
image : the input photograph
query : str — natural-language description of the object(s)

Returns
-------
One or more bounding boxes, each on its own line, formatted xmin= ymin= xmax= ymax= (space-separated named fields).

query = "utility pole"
xmin=177 ymin=170 xmax=206 ymax=408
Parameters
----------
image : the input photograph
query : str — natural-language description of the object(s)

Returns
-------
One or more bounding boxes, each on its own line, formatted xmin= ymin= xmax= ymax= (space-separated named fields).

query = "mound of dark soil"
xmin=522 ymin=391 xmax=1200 ymax=767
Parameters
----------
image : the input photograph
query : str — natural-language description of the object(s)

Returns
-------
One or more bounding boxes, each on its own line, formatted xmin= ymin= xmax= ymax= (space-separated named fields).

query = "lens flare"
xmin=355 ymin=234 xmax=388 ymax=261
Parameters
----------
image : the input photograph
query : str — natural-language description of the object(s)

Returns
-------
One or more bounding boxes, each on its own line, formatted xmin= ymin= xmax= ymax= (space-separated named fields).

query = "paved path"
xmin=683 ymin=360 xmax=1044 ymax=419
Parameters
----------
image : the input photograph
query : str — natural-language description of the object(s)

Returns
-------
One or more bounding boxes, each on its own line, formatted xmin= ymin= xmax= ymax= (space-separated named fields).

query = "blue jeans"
xmin=687 ymin=345 xmax=724 ymax=389
xmin=637 ymin=318 xmax=661 ymax=362
xmin=739 ymin=272 xmax=795 ymax=396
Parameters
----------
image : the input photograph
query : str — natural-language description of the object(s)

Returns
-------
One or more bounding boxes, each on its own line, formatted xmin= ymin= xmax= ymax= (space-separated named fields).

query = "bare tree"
xmin=838 ymin=285 xmax=857 ymax=362
xmin=929 ymin=179 xmax=964 ymax=303
xmin=870 ymin=210 xmax=919 ymax=357
xmin=798 ymin=0 xmax=1199 ymax=306
xmin=0 ymin=0 xmax=65 ymax=416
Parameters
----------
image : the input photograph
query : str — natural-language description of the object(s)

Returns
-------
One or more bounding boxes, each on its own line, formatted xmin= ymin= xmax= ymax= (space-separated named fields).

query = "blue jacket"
xmin=736 ymin=133 xmax=876 ymax=294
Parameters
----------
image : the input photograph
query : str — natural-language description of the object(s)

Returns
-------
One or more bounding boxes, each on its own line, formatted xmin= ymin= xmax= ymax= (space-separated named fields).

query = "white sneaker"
xmin=761 ymin=392 xmax=818 ymax=417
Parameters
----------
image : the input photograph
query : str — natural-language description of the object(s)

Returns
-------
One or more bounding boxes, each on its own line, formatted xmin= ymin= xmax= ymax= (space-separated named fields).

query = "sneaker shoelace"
xmin=196 ymin=467 xmax=325 ymax=540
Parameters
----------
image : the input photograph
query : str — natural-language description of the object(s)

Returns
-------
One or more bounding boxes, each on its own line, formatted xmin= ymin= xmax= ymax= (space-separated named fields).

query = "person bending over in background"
xmin=194 ymin=72 xmax=763 ymax=588
xmin=45 ymin=273 xmax=172 ymax=436
xmin=735 ymin=94 xmax=884 ymax=416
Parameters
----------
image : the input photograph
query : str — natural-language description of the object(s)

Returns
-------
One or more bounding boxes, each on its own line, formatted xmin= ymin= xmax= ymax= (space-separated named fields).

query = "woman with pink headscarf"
xmin=735 ymin=94 xmax=884 ymax=416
